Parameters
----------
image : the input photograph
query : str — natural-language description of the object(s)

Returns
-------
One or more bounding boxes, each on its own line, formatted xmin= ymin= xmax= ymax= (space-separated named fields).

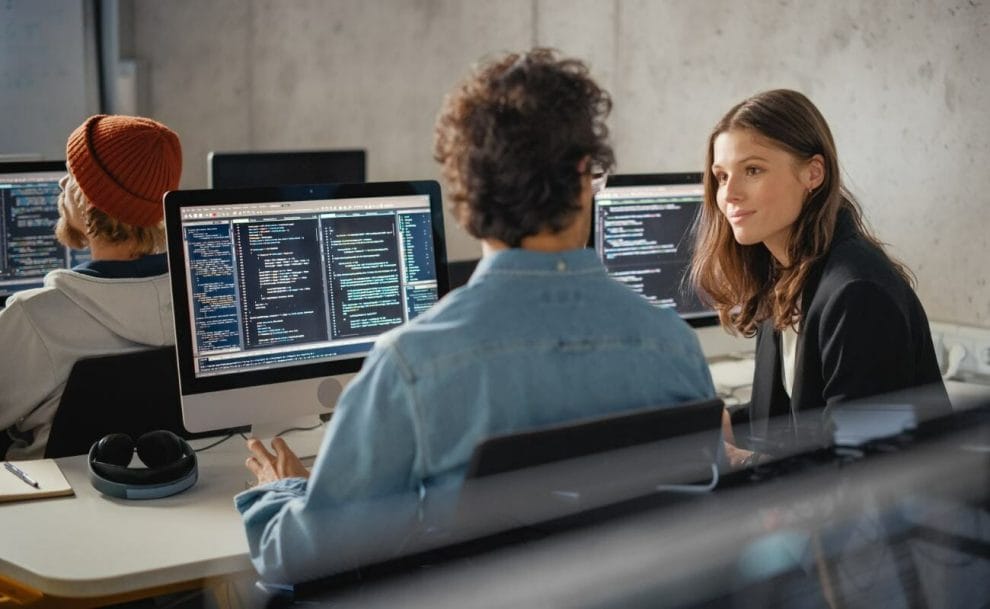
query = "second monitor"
xmin=208 ymin=149 xmax=366 ymax=189
xmin=1 ymin=161 xmax=91 ymax=305
xmin=591 ymin=173 xmax=715 ymax=327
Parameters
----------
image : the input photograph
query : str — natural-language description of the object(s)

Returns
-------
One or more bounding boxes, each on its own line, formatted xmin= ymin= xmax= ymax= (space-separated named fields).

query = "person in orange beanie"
xmin=0 ymin=114 xmax=182 ymax=459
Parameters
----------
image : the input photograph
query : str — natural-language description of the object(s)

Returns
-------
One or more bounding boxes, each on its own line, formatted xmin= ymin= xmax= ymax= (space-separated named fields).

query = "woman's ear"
xmin=806 ymin=154 xmax=825 ymax=191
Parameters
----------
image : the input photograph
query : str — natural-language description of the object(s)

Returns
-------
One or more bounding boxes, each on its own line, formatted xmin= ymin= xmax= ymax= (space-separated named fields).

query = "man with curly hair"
xmin=237 ymin=49 xmax=715 ymax=584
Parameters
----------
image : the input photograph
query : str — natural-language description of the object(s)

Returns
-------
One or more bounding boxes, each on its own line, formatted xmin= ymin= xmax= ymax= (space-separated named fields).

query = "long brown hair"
xmin=689 ymin=89 xmax=911 ymax=336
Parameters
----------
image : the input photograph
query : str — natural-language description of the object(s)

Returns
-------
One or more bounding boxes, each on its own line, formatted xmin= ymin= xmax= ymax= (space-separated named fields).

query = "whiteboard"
xmin=0 ymin=0 xmax=100 ymax=161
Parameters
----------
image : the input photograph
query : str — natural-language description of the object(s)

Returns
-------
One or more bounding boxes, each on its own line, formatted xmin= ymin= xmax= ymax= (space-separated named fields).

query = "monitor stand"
xmin=244 ymin=373 xmax=354 ymax=475
xmin=248 ymin=413 xmax=323 ymax=444
xmin=243 ymin=414 xmax=324 ymax=489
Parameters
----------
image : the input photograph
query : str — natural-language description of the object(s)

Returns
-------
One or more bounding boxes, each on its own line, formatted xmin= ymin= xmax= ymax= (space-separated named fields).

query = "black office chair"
xmin=252 ymin=400 xmax=726 ymax=606
xmin=447 ymin=258 xmax=479 ymax=290
xmin=44 ymin=347 xmax=189 ymax=458
xmin=456 ymin=398 xmax=725 ymax=537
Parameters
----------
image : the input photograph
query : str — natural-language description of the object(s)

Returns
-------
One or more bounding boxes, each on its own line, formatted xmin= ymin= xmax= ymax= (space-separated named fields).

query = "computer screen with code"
xmin=166 ymin=181 xmax=449 ymax=433
xmin=0 ymin=161 xmax=90 ymax=303
xmin=591 ymin=173 xmax=715 ymax=326
xmin=177 ymin=189 xmax=441 ymax=379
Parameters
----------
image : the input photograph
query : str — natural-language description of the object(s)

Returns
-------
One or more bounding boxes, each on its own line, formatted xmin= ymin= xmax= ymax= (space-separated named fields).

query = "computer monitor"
xmin=591 ymin=173 xmax=717 ymax=327
xmin=164 ymin=181 xmax=449 ymax=434
xmin=0 ymin=161 xmax=91 ymax=304
xmin=208 ymin=149 xmax=367 ymax=189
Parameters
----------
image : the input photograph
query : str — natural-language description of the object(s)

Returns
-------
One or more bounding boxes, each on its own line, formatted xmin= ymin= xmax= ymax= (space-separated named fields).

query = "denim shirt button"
xmin=556 ymin=260 xmax=567 ymax=272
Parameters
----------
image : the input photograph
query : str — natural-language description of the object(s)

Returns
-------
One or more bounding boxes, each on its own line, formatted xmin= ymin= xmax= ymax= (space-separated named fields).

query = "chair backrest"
xmin=466 ymin=397 xmax=725 ymax=478
xmin=45 ymin=347 xmax=187 ymax=458
xmin=456 ymin=398 xmax=725 ymax=536
xmin=447 ymin=258 xmax=479 ymax=290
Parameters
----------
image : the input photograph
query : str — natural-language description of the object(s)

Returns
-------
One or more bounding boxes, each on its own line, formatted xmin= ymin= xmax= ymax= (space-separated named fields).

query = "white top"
xmin=781 ymin=324 xmax=799 ymax=398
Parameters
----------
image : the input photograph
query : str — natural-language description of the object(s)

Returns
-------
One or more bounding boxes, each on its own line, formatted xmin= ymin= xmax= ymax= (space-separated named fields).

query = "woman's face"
xmin=711 ymin=128 xmax=821 ymax=264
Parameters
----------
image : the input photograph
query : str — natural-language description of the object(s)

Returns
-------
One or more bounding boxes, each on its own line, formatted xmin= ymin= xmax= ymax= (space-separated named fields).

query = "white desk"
xmin=694 ymin=325 xmax=753 ymax=362
xmin=705 ymin=353 xmax=990 ymax=412
xmin=0 ymin=426 xmax=325 ymax=603
xmin=707 ymin=354 xmax=756 ymax=407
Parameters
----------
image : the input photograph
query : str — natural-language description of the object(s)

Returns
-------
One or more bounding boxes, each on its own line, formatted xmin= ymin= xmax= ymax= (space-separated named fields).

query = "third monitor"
xmin=591 ymin=172 xmax=715 ymax=327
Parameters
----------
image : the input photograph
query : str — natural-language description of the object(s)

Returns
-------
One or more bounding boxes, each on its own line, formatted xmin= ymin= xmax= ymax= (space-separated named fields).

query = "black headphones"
xmin=88 ymin=430 xmax=198 ymax=500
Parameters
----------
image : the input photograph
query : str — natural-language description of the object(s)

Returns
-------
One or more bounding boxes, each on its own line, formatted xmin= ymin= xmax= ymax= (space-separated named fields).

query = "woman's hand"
xmin=724 ymin=441 xmax=759 ymax=470
xmin=245 ymin=436 xmax=310 ymax=485
xmin=722 ymin=407 xmax=759 ymax=469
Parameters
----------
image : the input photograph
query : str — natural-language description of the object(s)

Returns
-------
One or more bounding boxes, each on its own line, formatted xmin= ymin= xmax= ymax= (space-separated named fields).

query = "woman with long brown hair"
xmin=691 ymin=89 xmax=948 ymax=465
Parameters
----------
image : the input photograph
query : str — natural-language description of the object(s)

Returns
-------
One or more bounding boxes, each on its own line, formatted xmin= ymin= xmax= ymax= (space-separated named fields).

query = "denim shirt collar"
xmin=469 ymin=248 xmax=604 ymax=284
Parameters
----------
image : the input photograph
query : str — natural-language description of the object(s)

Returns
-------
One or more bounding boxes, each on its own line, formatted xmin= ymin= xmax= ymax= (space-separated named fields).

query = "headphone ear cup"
xmin=136 ymin=430 xmax=184 ymax=468
xmin=94 ymin=433 xmax=135 ymax=466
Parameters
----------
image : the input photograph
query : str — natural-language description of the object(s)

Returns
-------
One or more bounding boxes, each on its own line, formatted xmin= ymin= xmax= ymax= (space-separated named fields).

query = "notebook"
xmin=0 ymin=460 xmax=74 ymax=503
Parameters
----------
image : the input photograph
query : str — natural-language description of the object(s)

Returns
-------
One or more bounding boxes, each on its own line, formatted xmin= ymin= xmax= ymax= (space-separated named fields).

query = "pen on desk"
xmin=4 ymin=462 xmax=40 ymax=489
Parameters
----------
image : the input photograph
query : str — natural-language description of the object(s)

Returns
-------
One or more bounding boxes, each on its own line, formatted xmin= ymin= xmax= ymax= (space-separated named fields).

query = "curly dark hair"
xmin=433 ymin=48 xmax=615 ymax=247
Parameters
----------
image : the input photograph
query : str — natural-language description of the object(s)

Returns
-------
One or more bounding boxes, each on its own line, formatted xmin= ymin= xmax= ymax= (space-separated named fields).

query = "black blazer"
xmin=746 ymin=211 xmax=950 ymax=452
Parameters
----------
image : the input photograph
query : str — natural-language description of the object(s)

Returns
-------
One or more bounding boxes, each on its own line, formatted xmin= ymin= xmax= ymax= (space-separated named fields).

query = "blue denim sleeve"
xmin=236 ymin=478 xmax=309 ymax=513
xmin=235 ymin=478 xmax=309 ymax=539
xmin=234 ymin=343 xmax=425 ymax=584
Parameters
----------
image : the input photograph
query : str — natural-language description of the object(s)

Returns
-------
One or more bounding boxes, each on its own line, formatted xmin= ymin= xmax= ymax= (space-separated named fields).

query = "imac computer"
xmin=208 ymin=149 xmax=367 ymax=189
xmin=1 ymin=161 xmax=91 ymax=305
xmin=591 ymin=173 xmax=716 ymax=327
xmin=163 ymin=180 xmax=449 ymax=434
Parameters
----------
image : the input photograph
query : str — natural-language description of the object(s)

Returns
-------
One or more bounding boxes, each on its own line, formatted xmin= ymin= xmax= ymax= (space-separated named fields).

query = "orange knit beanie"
xmin=66 ymin=114 xmax=182 ymax=227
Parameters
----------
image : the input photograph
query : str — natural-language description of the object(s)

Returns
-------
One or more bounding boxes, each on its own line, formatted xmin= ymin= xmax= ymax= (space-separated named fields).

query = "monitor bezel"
xmin=590 ymin=172 xmax=718 ymax=328
xmin=207 ymin=149 xmax=367 ymax=189
xmin=0 ymin=160 xmax=67 ymax=176
xmin=163 ymin=180 xmax=449 ymax=397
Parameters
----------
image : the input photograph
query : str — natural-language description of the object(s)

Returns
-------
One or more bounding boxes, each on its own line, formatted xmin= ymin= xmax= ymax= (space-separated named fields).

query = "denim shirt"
xmin=235 ymin=248 xmax=716 ymax=583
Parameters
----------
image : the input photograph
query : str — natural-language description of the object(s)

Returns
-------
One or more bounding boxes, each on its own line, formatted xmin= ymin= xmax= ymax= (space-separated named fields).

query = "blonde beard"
xmin=55 ymin=197 xmax=89 ymax=250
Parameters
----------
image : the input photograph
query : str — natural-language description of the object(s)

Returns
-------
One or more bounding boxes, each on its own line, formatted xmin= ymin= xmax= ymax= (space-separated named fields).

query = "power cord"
xmin=655 ymin=462 xmax=720 ymax=493
xmin=192 ymin=418 xmax=326 ymax=453
xmin=192 ymin=433 xmax=238 ymax=453
xmin=275 ymin=420 xmax=325 ymax=436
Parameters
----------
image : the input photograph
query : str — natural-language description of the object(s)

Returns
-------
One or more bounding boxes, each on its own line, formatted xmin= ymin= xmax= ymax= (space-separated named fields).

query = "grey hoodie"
xmin=0 ymin=269 xmax=173 ymax=459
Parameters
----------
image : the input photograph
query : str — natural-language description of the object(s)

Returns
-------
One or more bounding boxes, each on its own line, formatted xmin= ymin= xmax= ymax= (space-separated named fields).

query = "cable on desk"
xmin=655 ymin=463 xmax=720 ymax=493
xmin=197 ymin=420 xmax=326 ymax=450
xmin=275 ymin=420 xmax=325 ymax=436
xmin=192 ymin=433 xmax=238 ymax=453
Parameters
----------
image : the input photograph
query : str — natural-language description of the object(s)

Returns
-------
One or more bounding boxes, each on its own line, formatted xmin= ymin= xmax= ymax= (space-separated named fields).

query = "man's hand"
xmin=245 ymin=436 xmax=310 ymax=486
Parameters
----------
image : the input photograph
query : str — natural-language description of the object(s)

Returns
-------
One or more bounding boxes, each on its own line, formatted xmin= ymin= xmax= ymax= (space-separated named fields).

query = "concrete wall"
xmin=127 ymin=0 xmax=990 ymax=326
